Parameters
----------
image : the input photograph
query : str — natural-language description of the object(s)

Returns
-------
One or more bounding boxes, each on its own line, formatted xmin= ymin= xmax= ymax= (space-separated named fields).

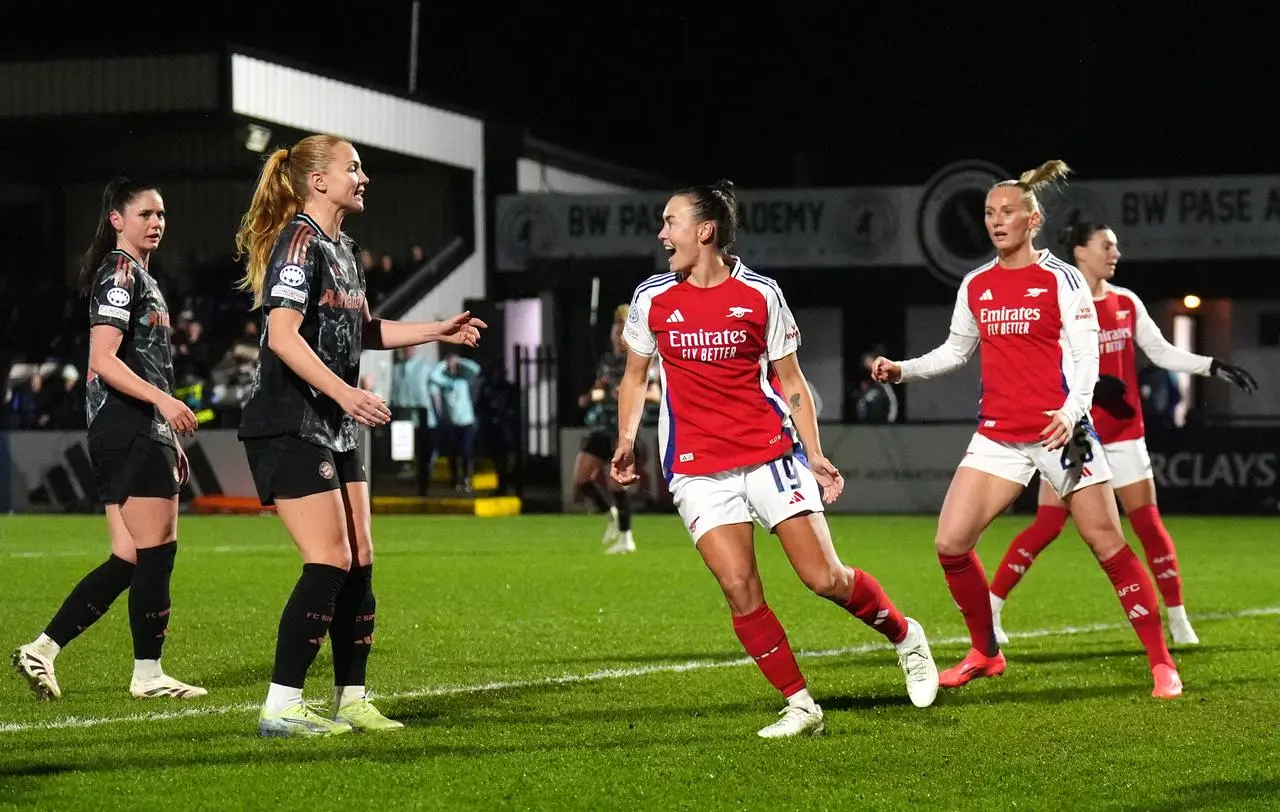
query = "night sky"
xmin=7 ymin=1 xmax=1276 ymax=188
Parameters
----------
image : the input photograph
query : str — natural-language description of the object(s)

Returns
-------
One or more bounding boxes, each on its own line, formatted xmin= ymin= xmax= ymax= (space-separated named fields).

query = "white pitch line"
xmin=4 ymin=545 xmax=276 ymax=560
xmin=3 ymin=606 xmax=1277 ymax=735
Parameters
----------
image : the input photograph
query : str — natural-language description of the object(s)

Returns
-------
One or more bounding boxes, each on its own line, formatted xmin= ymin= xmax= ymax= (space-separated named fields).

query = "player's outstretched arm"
xmin=876 ymin=278 xmax=979 ymax=384
xmin=1127 ymin=293 xmax=1255 ymax=391
xmin=873 ymin=331 xmax=978 ymax=385
xmin=361 ymin=303 xmax=486 ymax=350
xmin=1130 ymin=293 xmax=1213 ymax=376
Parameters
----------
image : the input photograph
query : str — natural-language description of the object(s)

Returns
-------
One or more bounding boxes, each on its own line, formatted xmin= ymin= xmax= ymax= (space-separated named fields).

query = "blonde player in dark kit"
xmin=13 ymin=178 xmax=205 ymax=701
xmin=234 ymin=134 xmax=485 ymax=737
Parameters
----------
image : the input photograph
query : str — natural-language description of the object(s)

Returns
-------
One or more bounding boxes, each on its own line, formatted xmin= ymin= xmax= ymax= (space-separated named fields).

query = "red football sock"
xmin=732 ymin=604 xmax=806 ymax=698
xmin=1100 ymin=546 xmax=1175 ymax=670
xmin=844 ymin=568 xmax=908 ymax=644
xmin=938 ymin=551 xmax=998 ymax=656
xmin=1127 ymin=505 xmax=1183 ymax=608
xmin=990 ymin=505 xmax=1069 ymax=599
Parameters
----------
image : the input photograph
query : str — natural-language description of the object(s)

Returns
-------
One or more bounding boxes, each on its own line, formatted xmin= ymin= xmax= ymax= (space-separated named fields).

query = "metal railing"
xmin=511 ymin=344 xmax=559 ymax=500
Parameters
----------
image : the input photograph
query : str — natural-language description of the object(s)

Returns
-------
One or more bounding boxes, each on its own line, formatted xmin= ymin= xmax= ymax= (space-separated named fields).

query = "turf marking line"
xmin=5 ymin=545 xmax=274 ymax=560
xmin=3 ymin=606 xmax=1277 ymax=735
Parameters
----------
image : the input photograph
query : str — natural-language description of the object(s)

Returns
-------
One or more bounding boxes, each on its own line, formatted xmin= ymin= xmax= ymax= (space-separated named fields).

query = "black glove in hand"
xmin=1092 ymin=374 xmax=1134 ymax=419
xmin=1211 ymin=359 xmax=1258 ymax=393
xmin=1059 ymin=419 xmax=1096 ymax=470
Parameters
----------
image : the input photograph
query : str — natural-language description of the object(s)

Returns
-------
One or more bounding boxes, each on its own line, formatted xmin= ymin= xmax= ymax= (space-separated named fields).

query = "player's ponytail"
xmin=1017 ymin=159 xmax=1071 ymax=193
xmin=234 ymin=148 xmax=296 ymax=309
xmin=992 ymin=159 xmax=1072 ymax=238
xmin=234 ymin=134 xmax=347 ymax=308
xmin=77 ymin=177 xmax=157 ymax=296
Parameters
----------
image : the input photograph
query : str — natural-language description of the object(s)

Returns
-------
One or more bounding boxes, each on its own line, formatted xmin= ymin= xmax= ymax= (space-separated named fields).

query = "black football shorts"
xmin=90 ymin=435 xmax=180 ymax=504
xmin=243 ymin=434 xmax=367 ymax=506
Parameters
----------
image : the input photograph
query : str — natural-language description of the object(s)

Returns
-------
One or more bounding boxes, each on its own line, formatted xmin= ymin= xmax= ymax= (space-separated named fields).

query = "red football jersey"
xmin=953 ymin=251 xmax=1097 ymax=443
xmin=623 ymin=260 xmax=800 ymax=479
xmin=1092 ymin=284 xmax=1213 ymax=443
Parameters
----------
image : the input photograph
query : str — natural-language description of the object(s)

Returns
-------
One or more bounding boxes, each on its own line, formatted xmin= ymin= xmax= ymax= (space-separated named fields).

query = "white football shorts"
xmin=1101 ymin=437 xmax=1154 ymax=489
xmin=669 ymin=451 xmax=824 ymax=544
xmin=958 ymin=430 xmax=1113 ymax=498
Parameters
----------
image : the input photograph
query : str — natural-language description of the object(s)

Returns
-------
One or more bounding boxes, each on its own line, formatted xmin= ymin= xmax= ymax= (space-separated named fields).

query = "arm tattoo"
xmin=789 ymin=393 xmax=802 ymax=410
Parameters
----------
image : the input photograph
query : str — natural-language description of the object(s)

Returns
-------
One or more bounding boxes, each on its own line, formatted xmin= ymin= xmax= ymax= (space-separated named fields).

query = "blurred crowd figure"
xmin=388 ymin=347 xmax=519 ymax=497
xmin=364 ymin=244 xmax=428 ymax=311
xmin=2 ymin=363 xmax=86 ymax=430
xmin=432 ymin=354 xmax=481 ymax=492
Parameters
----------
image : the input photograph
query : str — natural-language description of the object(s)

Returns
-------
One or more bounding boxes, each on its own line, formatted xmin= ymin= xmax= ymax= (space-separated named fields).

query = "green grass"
xmin=1 ymin=514 xmax=1278 ymax=811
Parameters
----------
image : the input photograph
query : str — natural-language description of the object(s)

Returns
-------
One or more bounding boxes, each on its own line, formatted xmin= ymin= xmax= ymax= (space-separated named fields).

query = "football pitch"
xmin=2 ymin=513 xmax=1278 ymax=810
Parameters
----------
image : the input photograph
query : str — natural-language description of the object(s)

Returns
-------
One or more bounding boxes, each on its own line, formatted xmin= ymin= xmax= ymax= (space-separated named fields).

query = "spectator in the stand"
xmin=19 ymin=369 xmax=51 ymax=429
xmin=173 ymin=310 xmax=193 ymax=340
xmin=211 ymin=319 xmax=261 ymax=411
xmin=53 ymin=364 xmax=87 ymax=430
xmin=390 ymin=346 xmax=440 ymax=496
xmin=368 ymin=254 xmax=399 ymax=308
xmin=407 ymin=244 xmax=425 ymax=269
xmin=1 ymin=360 xmax=24 ymax=429
xmin=228 ymin=319 xmax=260 ymax=368
xmin=174 ymin=319 xmax=211 ymax=384
xmin=360 ymin=249 xmax=376 ymax=274
xmin=430 ymin=354 xmax=481 ymax=493
xmin=477 ymin=360 xmax=519 ymax=496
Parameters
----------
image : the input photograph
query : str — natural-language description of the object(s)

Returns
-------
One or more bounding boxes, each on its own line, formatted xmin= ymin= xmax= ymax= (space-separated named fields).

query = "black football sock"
xmin=270 ymin=563 xmax=348 ymax=689
xmin=330 ymin=564 xmax=376 ymax=689
xmin=44 ymin=555 xmax=136 ymax=648
xmin=614 ymin=489 xmax=633 ymax=532
xmin=129 ymin=542 xmax=177 ymax=661
xmin=578 ymin=481 xmax=612 ymax=513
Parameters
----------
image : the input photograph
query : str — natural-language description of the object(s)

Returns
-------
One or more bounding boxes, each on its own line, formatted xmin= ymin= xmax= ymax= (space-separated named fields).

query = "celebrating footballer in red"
xmin=873 ymin=160 xmax=1184 ymax=700
xmin=612 ymin=180 xmax=939 ymax=739
xmin=988 ymin=223 xmax=1258 ymax=647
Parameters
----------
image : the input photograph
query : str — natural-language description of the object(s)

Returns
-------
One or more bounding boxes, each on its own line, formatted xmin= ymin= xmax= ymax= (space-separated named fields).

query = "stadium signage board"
xmin=497 ymin=169 xmax=1280 ymax=285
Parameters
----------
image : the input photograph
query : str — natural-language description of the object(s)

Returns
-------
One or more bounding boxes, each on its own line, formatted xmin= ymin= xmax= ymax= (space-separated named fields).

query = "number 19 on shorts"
xmin=768 ymin=455 xmax=802 ymax=493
